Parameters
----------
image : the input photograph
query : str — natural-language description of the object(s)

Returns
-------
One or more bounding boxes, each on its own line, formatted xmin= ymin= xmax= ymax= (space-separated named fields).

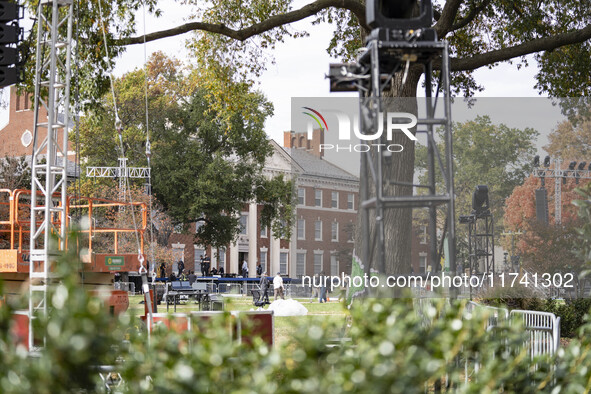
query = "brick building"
xmin=167 ymin=127 xmax=433 ymax=277
xmin=0 ymin=86 xmax=75 ymax=160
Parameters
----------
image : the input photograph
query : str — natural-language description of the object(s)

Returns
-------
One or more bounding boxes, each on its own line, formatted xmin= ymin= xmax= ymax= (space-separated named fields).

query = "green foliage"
xmin=79 ymin=53 xmax=293 ymax=248
xmin=4 ymin=248 xmax=591 ymax=393
xmin=0 ymin=156 xmax=32 ymax=190
xmin=416 ymin=115 xmax=538 ymax=258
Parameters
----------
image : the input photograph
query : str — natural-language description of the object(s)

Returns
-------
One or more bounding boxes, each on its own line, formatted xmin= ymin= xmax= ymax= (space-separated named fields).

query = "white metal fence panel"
xmin=510 ymin=309 xmax=560 ymax=359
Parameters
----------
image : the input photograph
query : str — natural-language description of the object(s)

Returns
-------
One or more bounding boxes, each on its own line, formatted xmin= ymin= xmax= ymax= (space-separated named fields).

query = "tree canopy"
xmin=79 ymin=52 xmax=293 ymax=248
xmin=16 ymin=0 xmax=591 ymax=274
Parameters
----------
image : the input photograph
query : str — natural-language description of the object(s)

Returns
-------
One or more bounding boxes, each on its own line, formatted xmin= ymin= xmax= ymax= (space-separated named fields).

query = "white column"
xmin=270 ymin=228 xmax=281 ymax=275
xmin=229 ymin=242 xmax=239 ymax=275
xmin=248 ymin=202 xmax=257 ymax=277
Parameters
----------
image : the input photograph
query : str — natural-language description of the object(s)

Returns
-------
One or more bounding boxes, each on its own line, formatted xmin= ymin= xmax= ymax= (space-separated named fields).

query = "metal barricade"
xmin=510 ymin=309 xmax=560 ymax=358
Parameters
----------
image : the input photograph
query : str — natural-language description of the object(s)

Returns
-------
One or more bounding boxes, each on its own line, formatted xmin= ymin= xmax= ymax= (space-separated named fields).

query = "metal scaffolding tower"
xmin=357 ymin=32 xmax=456 ymax=275
xmin=329 ymin=0 xmax=457 ymax=279
xmin=29 ymin=0 xmax=74 ymax=350
xmin=533 ymin=158 xmax=591 ymax=225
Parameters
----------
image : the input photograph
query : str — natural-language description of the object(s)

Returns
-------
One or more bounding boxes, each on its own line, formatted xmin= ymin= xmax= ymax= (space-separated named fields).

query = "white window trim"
xmin=315 ymin=189 xmax=322 ymax=207
xmin=313 ymin=250 xmax=324 ymax=274
xmin=297 ymin=218 xmax=305 ymax=240
xmin=296 ymin=251 xmax=307 ymax=277
xmin=331 ymin=191 xmax=338 ymax=209
xmin=420 ymin=225 xmax=427 ymax=244
xmin=260 ymin=224 xmax=268 ymax=238
xmin=330 ymin=254 xmax=339 ymax=276
xmin=239 ymin=212 xmax=248 ymax=235
xmin=279 ymin=248 xmax=290 ymax=275
xmin=298 ymin=187 xmax=306 ymax=206
xmin=347 ymin=193 xmax=355 ymax=210
xmin=331 ymin=221 xmax=339 ymax=242
xmin=315 ymin=220 xmax=322 ymax=241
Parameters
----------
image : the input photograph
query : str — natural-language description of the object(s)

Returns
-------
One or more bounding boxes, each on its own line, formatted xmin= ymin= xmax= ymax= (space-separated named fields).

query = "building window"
xmin=260 ymin=250 xmax=267 ymax=272
xmin=298 ymin=187 xmax=305 ymax=205
xmin=314 ymin=252 xmax=323 ymax=274
xmin=218 ymin=248 xmax=226 ymax=267
xmin=194 ymin=247 xmax=205 ymax=272
xmin=314 ymin=220 xmax=322 ymax=241
xmin=296 ymin=252 xmax=306 ymax=278
xmin=331 ymin=191 xmax=338 ymax=208
xmin=297 ymin=219 xmax=305 ymax=240
xmin=239 ymin=215 xmax=248 ymax=235
xmin=419 ymin=254 xmax=427 ymax=274
xmin=420 ymin=225 xmax=427 ymax=244
xmin=280 ymin=252 xmax=288 ymax=275
xmin=330 ymin=254 xmax=339 ymax=276
xmin=347 ymin=193 xmax=355 ymax=210
xmin=315 ymin=189 xmax=322 ymax=207
xmin=260 ymin=224 xmax=268 ymax=238
xmin=331 ymin=222 xmax=339 ymax=242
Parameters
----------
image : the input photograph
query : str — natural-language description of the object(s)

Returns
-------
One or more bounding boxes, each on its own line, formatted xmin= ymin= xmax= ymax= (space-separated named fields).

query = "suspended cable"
xmin=143 ymin=3 xmax=156 ymax=281
xmin=97 ymin=0 xmax=143 ymax=271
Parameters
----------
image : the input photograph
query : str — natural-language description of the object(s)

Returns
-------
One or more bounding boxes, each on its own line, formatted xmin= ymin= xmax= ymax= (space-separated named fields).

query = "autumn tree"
xmin=545 ymin=111 xmax=591 ymax=160
xmin=504 ymin=173 xmax=590 ymax=276
xmin=17 ymin=0 xmax=591 ymax=274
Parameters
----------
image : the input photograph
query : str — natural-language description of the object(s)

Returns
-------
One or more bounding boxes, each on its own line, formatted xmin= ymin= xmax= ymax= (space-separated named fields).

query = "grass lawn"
xmin=128 ymin=294 xmax=348 ymax=346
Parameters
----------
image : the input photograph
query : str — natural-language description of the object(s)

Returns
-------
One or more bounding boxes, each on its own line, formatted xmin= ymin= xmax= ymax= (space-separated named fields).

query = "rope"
xmin=97 ymin=0 xmax=143 ymax=270
xmin=143 ymin=3 xmax=156 ymax=281
xmin=97 ymin=1 xmax=152 ymax=337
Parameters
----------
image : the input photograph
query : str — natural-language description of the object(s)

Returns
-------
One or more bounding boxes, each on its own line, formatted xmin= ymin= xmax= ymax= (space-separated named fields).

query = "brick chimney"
xmin=283 ymin=129 xmax=324 ymax=158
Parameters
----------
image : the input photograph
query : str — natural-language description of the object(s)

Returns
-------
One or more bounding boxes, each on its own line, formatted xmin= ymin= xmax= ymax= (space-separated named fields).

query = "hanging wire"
xmin=97 ymin=0 xmax=143 ymax=270
xmin=143 ymin=3 xmax=156 ymax=281
xmin=74 ymin=0 xmax=83 ymax=282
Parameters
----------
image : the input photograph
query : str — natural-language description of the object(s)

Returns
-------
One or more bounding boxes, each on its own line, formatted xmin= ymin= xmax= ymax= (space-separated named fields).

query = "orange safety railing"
xmin=1 ymin=189 xmax=147 ymax=258
xmin=0 ymin=189 xmax=15 ymax=249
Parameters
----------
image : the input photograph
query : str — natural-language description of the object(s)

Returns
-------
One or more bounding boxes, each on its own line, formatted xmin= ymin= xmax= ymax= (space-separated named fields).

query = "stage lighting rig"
xmin=327 ymin=0 xmax=437 ymax=93
xmin=472 ymin=185 xmax=490 ymax=217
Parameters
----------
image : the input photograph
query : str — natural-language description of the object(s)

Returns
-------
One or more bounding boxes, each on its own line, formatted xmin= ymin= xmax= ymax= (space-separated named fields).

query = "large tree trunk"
xmin=355 ymin=66 xmax=422 ymax=275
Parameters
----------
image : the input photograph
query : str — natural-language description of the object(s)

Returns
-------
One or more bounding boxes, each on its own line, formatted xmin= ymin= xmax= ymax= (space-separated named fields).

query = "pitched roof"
xmin=285 ymin=147 xmax=358 ymax=182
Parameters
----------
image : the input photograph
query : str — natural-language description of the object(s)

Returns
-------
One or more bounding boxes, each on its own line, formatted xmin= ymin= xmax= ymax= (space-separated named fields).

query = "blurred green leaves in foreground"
xmin=1 ymin=234 xmax=591 ymax=392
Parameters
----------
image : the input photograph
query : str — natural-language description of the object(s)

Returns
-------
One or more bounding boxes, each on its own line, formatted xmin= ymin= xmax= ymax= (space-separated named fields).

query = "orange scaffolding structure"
xmin=0 ymin=189 xmax=147 ymax=274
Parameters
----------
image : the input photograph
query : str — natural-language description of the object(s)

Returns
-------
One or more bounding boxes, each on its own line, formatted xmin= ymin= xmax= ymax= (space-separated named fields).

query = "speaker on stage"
xmin=535 ymin=188 xmax=549 ymax=225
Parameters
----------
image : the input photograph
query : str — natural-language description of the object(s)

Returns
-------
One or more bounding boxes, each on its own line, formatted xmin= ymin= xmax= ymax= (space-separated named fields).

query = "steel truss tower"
xmin=350 ymin=30 xmax=457 ymax=277
xmin=29 ymin=0 xmax=74 ymax=350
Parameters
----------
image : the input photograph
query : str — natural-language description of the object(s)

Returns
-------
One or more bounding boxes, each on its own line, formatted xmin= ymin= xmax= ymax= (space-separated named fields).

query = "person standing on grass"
xmin=242 ymin=260 xmax=249 ymax=278
xmin=319 ymin=271 xmax=328 ymax=303
xmin=273 ymin=272 xmax=285 ymax=300
xmin=260 ymin=271 xmax=270 ymax=304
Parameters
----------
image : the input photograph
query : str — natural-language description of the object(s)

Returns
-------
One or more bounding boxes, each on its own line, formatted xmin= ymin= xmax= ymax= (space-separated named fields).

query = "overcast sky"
xmin=113 ymin=0 xmax=551 ymax=146
xmin=3 ymin=1 xmax=555 ymax=150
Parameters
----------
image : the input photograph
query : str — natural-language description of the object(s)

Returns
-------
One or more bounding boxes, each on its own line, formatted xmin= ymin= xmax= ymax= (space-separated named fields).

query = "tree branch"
xmin=450 ymin=0 xmax=491 ymax=32
xmin=116 ymin=0 xmax=367 ymax=46
xmin=434 ymin=0 xmax=464 ymax=37
xmin=449 ymin=24 xmax=591 ymax=71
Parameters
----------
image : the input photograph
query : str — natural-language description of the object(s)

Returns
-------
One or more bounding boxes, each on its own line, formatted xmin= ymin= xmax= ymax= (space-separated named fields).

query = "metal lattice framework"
xmin=352 ymin=29 xmax=456 ymax=277
xmin=533 ymin=158 xmax=591 ymax=224
xmin=29 ymin=0 xmax=74 ymax=350
xmin=86 ymin=158 xmax=151 ymax=192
